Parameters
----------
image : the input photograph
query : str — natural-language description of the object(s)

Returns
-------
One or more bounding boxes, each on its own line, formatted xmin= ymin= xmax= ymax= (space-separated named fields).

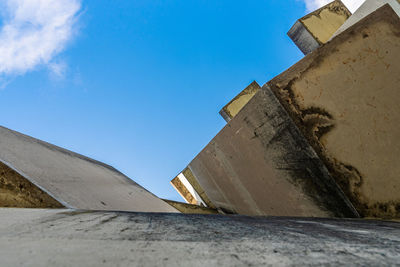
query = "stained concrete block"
xmin=162 ymin=199 xmax=219 ymax=214
xmin=332 ymin=0 xmax=400 ymax=38
xmin=1 ymin=208 xmax=399 ymax=266
xmin=185 ymin=86 xmax=358 ymax=217
xmin=170 ymin=176 xmax=198 ymax=205
xmin=268 ymin=5 xmax=400 ymax=218
xmin=0 ymin=126 xmax=178 ymax=213
xmin=288 ymin=0 xmax=351 ymax=55
xmin=171 ymin=167 xmax=216 ymax=209
xmin=219 ymin=81 xmax=260 ymax=122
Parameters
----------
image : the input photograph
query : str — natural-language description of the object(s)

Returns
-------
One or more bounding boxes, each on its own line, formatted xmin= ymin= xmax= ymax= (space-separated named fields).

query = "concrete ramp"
xmin=0 ymin=126 xmax=177 ymax=213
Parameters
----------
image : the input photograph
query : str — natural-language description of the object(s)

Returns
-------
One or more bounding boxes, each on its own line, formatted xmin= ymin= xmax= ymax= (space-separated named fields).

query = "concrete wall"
xmin=0 ymin=126 xmax=178 ymax=213
xmin=268 ymin=5 xmax=400 ymax=218
xmin=186 ymin=86 xmax=357 ymax=217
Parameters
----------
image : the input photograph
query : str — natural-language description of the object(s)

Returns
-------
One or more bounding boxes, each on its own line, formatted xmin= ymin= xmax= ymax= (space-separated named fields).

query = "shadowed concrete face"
xmin=0 ymin=126 xmax=178 ymax=213
xmin=0 ymin=208 xmax=399 ymax=266
xmin=288 ymin=0 xmax=351 ymax=55
xmin=269 ymin=5 xmax=400 ymax=218
xmin=186 ymin=87 xmax=357 ymax=218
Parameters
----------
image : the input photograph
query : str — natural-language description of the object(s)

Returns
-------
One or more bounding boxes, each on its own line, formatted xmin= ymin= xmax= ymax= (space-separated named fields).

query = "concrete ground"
xmin=0 ymin=208 xmax=399 ymax=266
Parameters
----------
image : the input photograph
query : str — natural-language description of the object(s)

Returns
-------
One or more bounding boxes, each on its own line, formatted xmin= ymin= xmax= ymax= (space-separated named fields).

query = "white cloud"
xmin=0 ymin=0 xmax=81 ymax=77
xmin=303 ymin=0 xmax=366 ymax=12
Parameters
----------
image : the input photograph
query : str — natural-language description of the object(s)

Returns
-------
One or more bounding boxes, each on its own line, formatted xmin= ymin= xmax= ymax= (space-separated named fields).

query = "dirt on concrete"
xmin=0 ymin=161 xmax=63 ymax=208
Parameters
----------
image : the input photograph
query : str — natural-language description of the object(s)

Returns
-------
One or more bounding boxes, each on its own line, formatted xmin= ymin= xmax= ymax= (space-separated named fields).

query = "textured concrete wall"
xmin=187 ymin=86 xmax=357 ymax=217
xmin=0 ymin=126 xmax=177 ymax=213
xmin=268 ymin=5 xmax=400 ymax=218
xmin=1 ymin=208 xmax=399 ymax=266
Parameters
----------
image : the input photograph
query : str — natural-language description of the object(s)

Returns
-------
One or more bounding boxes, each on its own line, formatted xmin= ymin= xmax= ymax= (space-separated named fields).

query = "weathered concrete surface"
xmin=268 ymin=5 xmax=400 ymax=218
xmin=219 ymin=81 xmax=260 ymax=122
xmin=0 ymin=161 xmax=63 ymax=208
xmin=171 ymin=168 xmax=215 ymax=208
xmin=0 ymin=208 xmax=399 ymax=266
xmin=187 ymin=86 xmax=358 ymax=217
xmin=0 ymin=126 xmax=177 ymax=213
xmin=162 ymin=199 xmax=219 ymax=214
xmin=170 ymin=176 xmax=197 ymax=205
xmin=332 ymin=0 xmax=400 ymax=38
xmin=288 ymin=0 xmax=351 ymax=55
xmin=181 ymin=167 xmax=215 ymax=208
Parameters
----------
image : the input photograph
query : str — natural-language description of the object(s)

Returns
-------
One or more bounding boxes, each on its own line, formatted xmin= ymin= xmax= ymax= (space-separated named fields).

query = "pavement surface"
xmin=0 ymin=208 xmax=399 ymax=266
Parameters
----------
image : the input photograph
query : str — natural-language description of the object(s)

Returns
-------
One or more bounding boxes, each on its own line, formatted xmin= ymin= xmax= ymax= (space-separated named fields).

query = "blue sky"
xmin=0 ymin=0 xmax=362 ymax=201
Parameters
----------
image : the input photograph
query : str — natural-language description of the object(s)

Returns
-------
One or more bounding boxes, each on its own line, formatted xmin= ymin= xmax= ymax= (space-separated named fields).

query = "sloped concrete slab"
xmin=268 ymin=5 xmax=400 ymax=218
xmin=0 ymin=208 xmax=399 ymax=266
xmin=0 ymin=126 xmax=177 ymax=213
xmin=186 ymin=87 xmax=357 ymax=217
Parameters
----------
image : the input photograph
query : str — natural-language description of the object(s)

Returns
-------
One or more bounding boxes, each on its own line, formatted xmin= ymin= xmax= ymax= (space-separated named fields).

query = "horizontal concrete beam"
xmin=288 ymin=0 xmax=351 ymax=55
xmin=219 ymin=81 xmax=260 ymax=122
